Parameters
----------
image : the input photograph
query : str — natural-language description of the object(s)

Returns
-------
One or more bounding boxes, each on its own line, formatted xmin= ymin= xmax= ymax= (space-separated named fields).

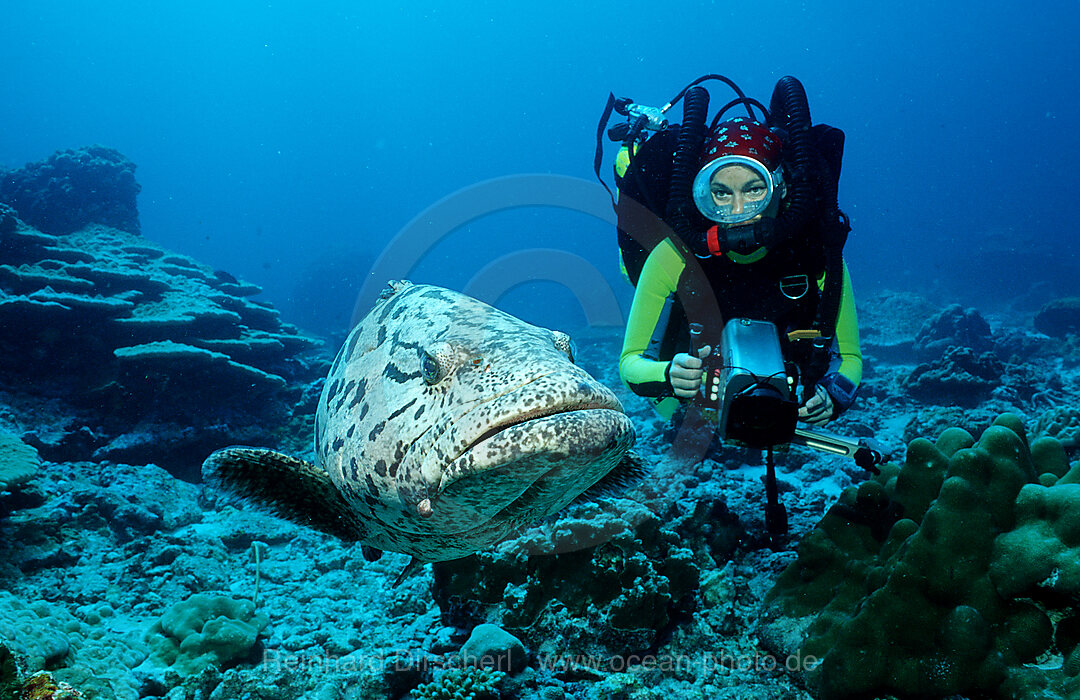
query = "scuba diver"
xmin=596 ymin=74 xmax=862 ymax=432
xmin=596 ymin=74 xmax=871 ymax=543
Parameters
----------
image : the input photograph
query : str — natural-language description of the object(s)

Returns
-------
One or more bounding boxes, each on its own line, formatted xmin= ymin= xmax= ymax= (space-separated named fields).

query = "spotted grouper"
xmin=203 ymin=280 xmax=639 ymax=562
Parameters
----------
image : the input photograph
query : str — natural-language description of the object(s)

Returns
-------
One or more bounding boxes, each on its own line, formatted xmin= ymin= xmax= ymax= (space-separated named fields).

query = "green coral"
xmin=409 ymin=666 xmax=505 ymax=700
xmin=0 ymin=429 xmax=39 ymax=492
xmin=147 ymin=594 xmax=268 ymax=675
xmin=760 ymin=414 xmax=1080 ymax=699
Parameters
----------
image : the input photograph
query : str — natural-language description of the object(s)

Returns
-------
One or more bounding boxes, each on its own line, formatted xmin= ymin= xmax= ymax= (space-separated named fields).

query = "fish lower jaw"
xmin=457 ymin=403 xmax=623 ymax=457
xmin=433 ymin=408 xmax=634 ymax=513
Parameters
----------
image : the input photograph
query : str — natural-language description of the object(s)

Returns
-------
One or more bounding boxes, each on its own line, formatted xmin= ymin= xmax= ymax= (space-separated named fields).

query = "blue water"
xmin=2 ymin=1 xmax=1078 ymax=338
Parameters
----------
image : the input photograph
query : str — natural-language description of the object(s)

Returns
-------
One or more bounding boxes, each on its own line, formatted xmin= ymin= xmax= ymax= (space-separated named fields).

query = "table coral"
xmin=0 ymin=214 xmax=324 ymax=476
xmin=759 ymin=414 xmax=1080 ymax=699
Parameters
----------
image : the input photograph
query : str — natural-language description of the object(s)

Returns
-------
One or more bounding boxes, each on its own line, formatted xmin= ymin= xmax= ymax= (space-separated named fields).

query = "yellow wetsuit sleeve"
xmin=619 ymin=238 xmax=685 ymax=397
xmin=826 ymin=260 xmax=863 ymax=386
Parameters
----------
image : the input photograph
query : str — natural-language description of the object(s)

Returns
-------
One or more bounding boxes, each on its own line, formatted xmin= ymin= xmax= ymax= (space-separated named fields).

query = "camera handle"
xmin=791 ymin=428 xmax=886 ymax=475
xmin=764 ymin=447 xmax=788 ymax=549
xmin=688 ymin=322 xmax=705 ymax=358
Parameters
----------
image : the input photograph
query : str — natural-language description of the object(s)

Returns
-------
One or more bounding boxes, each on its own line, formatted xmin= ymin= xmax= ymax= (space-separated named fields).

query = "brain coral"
xmin=759 ymin=414 xmax=1080 ymax=700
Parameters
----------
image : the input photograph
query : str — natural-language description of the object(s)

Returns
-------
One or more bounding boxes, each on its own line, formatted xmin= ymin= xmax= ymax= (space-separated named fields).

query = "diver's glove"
xmin=798 ymin=384 xmax=834 ymax=425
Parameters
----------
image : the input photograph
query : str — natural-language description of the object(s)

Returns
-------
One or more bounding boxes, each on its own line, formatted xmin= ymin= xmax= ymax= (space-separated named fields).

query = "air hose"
xmin=771 ymin=76 xmax=850 ymax=385
xmin=769 ymin=76 xmax=814 ymax=238
xmin=664 ymin=86 xmax=710 ymax=252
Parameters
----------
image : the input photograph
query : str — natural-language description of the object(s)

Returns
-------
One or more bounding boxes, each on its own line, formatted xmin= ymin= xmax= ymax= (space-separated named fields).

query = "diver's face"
xmin=709 ymin=164 xmax=777 ymax=225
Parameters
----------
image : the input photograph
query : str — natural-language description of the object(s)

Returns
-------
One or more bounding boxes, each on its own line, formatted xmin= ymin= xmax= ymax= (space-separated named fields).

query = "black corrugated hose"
xmin=664 ymin=86 xmax=710 ymax=251
xmin=769 ymin=76 xmax=814 ymax=238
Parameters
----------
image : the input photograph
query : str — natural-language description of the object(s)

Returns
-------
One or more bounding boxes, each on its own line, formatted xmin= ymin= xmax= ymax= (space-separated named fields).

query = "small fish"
xmin=204 ymin=281 xmax=639 ymax=562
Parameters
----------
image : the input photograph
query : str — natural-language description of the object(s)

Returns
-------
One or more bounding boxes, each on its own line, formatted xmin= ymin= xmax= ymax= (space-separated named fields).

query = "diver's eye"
xmin=420 ymin=352 xmax=443 ymax=385
xmin=552 ymin=331 xmax=576 ymax=364
xmin=711 ymin=189 xmax=732 ymax=200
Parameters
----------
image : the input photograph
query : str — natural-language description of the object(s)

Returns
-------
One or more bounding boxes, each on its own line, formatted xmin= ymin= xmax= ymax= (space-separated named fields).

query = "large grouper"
xmin=203 ymin=280 xmax=640 ymax=564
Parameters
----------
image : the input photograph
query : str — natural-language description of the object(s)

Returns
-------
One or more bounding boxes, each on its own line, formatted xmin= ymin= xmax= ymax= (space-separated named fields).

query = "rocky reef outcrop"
xmin=0 ymin=148 xmax=327 ymax=479
xmin=1 ymin=145 xmax=141 ymax=235
xmin=1035 ymin=297 xmax=1080 ymax=339
xmin=431 ymin=496 xmax=706 ymax=661
xmin=913 ymin=302 xmax=995 ymax=361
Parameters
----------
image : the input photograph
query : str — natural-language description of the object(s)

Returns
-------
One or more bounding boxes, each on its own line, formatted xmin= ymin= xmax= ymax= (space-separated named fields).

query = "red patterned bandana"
xmin=699 ymin=117 xmax=782 ymax=171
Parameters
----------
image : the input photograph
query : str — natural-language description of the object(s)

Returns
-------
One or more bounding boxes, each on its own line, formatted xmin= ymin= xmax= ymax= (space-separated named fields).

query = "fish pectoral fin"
xmin=202 ymin=446 xmax=363 ymax=541
xmin=571 ymin=450 xmax=648 ymax=506
xmin=393 ymin=556 xmax=426 ymax=587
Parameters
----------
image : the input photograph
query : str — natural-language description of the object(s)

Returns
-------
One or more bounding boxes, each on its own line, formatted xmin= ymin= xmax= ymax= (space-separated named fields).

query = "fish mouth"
xmin=458 ymin=400 xmax=619 ymax=456
xmin=422 ymin=407 xmax=634 ymax=542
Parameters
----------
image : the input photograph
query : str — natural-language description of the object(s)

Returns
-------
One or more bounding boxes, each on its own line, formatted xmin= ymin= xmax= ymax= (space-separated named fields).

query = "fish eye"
xmin=552 ymin=331 xmax=576 ymax=364
xmin=420 ymin=352 xmax=443 ymax=385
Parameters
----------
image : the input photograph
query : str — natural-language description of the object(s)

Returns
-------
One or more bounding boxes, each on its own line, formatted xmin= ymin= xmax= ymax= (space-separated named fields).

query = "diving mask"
xmin=692 ymin=155 xmax=785 ymax=226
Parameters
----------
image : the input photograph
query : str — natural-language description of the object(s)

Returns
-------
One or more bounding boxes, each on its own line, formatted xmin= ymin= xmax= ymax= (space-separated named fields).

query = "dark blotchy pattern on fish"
xmin=205 ymin=281 xmax=635 ymax=561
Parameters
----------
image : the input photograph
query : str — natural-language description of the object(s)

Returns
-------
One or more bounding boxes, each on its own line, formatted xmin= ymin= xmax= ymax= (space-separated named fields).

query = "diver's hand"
xmin=799 ymin=384 xmax=835 ymax=425
xmin=670 ymin=345 xmax=711 ymax=399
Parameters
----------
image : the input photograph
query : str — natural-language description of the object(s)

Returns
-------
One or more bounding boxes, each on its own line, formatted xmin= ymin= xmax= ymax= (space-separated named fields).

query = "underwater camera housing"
xmin=699 ymin=319 xmax=798 ymax=449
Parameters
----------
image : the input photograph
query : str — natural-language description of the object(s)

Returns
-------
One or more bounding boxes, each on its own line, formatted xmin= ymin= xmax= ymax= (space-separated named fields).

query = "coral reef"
xmin=902 ymin=345 xmax=1003 ymax=406
xmin=0 ymin=145 xmax=140 ymax=235
xmin=1035 ymin=297 xmax=1080 ymax=338
xmin=0 ymin=430 xmax=39 ymax=492
xmin=431 ymin=496 xmax=705 ymax=660
xmin=913 ymin=302 xmax=995 ymax=361
xmin=0 ymin=217 xmax=326 ymax=478
xmin=410 ymin=666 xmax=506 ymax=700
xmin=4 ymin=269 xmax=1079 ymax=700
xmin=759 ymin=414 xmax=1080 ymax=700
xmin=146 ymin=593 xmax=269 ymax=675
xmin=855 ymin=290 xmax=940 ymax=363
